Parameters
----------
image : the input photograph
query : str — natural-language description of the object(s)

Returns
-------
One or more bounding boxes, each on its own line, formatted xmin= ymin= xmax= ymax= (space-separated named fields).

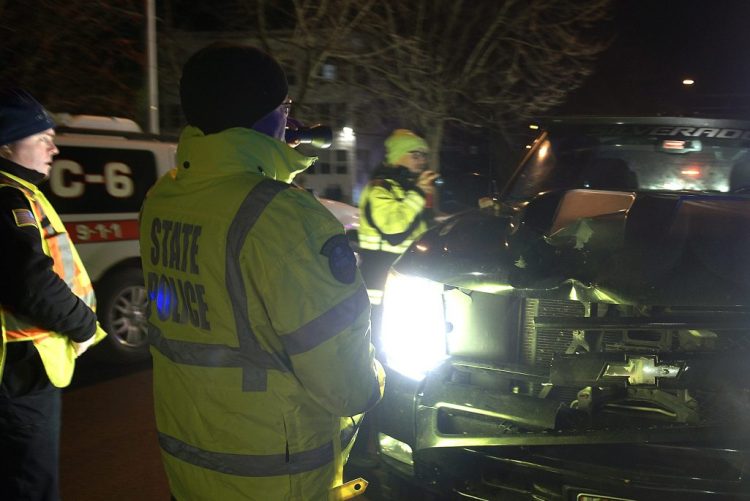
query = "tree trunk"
xmin=425 ymin=118 xmax=445 ymax=173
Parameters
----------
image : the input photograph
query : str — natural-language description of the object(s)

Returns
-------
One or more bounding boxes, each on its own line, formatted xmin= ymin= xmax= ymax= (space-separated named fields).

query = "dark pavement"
xmin=59 ymin=357 xmax=389 ymax=500
xmin=60 ymin=359 xmax=168 ymax=501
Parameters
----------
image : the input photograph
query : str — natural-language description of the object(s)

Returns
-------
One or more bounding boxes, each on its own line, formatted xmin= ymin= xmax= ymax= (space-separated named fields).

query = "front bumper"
xmin=377 ymin=362 xmax=750 ymax=500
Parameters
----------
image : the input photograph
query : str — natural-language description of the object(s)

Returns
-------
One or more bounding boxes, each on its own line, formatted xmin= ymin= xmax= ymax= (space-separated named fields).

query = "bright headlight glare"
xmin=381 ymin=270 xmax=447 ymax=380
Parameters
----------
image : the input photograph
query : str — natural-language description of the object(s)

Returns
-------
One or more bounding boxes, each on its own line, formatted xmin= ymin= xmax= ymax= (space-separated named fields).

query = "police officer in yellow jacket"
xmin=357 ymin=130 xmax=438 ymax=334
xmin=0 ymin=88 xmax=107 ymax=501
xmin=140 ymin=43 xmax=384 ymax=501
xmin=357 ymin=130 xmax=439 ymax=303
xmin=352 ymin=129 xmax=437 ymax=464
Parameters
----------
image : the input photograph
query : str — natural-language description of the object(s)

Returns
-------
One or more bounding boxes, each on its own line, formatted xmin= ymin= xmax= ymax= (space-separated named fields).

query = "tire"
xmin=90 ymin=267 xmax=150 ymax=364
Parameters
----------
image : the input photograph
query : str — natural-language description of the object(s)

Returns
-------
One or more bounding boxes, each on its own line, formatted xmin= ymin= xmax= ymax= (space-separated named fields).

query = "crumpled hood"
xmin=395 ymin=189 xmax=750 ymax=306
xmin=175 ymin=126 xmax=316 ymax=183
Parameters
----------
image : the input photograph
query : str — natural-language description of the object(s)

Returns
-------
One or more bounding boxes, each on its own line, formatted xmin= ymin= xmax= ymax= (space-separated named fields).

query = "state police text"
xmin=147 ymin=218 xmax=211 ymax=330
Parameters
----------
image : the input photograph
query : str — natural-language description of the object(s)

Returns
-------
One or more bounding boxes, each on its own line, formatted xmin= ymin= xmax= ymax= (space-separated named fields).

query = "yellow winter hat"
xmin=385 ymin=129 xmax=428 ymax=165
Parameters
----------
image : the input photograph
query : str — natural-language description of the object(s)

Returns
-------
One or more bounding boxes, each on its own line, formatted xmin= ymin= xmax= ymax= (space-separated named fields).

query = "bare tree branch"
xmin=342 ymin=0 xmax=613 ymax=169
xmin=0 ymin=0 xmax=145 ymax=119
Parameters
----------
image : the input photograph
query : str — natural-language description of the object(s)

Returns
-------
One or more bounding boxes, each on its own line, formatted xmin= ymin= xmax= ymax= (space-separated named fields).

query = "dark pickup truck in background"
xmin=374 ymin=117 xmax=750 ymax=500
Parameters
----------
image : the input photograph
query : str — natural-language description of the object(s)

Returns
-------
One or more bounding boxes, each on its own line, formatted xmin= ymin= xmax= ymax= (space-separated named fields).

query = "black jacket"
xmin=0 ymin=158 xmax=96 ymax=395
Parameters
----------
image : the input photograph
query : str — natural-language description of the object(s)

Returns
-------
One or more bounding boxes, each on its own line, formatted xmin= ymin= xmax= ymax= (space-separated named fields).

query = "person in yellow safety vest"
xmin=140 ymin=43 xmax=385 ymax=501
xmin=350 ymin=130 xmax=438 ymax=467
xmin=0 ymin=88 xmax=107 ymax=501
xmin=357 ymin=129 xmax=439 ymax=330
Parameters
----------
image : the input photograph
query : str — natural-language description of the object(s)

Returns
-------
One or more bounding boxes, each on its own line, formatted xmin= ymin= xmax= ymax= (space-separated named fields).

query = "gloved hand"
xmin=72 ymin=334 xmax=96 ymax=358
xmin=72 ymin=323 xmax=108 ymax=358
xmin=416 ymin=170 xmax=440 ymax=195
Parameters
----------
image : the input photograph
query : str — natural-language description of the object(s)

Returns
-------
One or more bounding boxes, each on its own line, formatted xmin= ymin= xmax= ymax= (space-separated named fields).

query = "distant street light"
xmin=682 ymin=78 xmax=695 ymax=86
xmin=341 ymin=127 xmax=355 ymax=140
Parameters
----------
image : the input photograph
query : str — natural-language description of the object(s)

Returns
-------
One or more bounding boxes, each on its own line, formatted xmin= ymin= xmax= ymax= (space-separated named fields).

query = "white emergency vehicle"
xmin=46 ymin=115 xmax=359 ymax=363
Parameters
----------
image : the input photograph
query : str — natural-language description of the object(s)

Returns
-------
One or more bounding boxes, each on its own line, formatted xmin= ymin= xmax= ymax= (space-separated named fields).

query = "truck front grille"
xmin=522 ymin=298 xmax=584 ymax=369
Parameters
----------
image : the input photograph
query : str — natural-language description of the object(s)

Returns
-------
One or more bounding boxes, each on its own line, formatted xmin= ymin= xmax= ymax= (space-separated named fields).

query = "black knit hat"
xmin=0 ymin=88 xmax=56 ymax=146
xmin=180 ymin=43 xmax=288 ymax=135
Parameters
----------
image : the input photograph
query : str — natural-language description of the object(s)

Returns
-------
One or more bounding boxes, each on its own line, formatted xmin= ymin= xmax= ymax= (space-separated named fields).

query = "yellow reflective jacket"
xmin=358 ymin=168 xmax=428 ymax=254
xmin=0 ymin=170 xmax=106 ymax=388
xmin=140 ymin=127 xmax=384 ymax=501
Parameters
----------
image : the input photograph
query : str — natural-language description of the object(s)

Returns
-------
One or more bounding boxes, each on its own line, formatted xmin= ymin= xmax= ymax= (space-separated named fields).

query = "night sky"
xmin=166 ymin=1 xmax=750 ymax=119
xmin=556 ymin=0 xmax=750 ymax=118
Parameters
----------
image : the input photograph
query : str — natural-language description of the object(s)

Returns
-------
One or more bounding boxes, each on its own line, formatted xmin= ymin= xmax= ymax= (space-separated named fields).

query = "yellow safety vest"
xmin=140 ymin=127 xmax=383 ymax=501
xmin=358 ymin=177 xmax=428 ymax=254
xmin=0 ymin=170 xmax=105 ymax=388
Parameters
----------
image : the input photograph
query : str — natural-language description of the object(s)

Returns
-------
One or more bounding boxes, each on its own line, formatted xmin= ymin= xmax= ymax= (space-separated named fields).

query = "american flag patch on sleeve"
xmin=12 ymin=209 xmax=37 ymax=228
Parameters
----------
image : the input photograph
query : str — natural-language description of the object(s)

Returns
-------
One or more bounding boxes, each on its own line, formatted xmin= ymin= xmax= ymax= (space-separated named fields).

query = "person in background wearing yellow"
xmin=358 ymin=129 xmax=438 ymax=336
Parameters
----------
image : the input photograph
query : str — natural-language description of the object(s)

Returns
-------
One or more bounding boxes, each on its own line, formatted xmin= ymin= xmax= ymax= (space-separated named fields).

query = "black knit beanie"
xmin=0 ymin=88 xmax=56 ymax=146
xmin=180 ymin=43 xmax=288 ymax=135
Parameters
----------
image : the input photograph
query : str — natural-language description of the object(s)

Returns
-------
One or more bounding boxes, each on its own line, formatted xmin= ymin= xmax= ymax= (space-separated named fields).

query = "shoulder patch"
xmin=320 ymin=234 xmax=357 ymax=284
xmin=12 ymin=208 xmax=37 ymax=228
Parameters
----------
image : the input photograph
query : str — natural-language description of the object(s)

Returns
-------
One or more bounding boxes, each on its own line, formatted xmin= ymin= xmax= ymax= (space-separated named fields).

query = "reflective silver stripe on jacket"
xmin=358 ymin=234 xmax=413 ymax=254
xmin=281 ymin=285 xmax=369 ymax=356
xmin=149 ymin=179 xmax=292 ymax=391
xmin=80 ymin=288 xmax=96 ymax=309
xmin=227 ymin=179 xmax=293 ymax=391
xmin=47 ymin=226 xmax=77 ymax=283
xmin=158 ymin=432 xmax=334 ymax=477
xmin=0 ymin=172 xmax=78 ymax=283
xmin=148 ymin=324 xmax=281 ymax=369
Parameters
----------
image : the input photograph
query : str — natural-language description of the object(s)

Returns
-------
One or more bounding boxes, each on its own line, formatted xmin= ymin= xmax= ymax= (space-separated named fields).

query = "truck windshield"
xmin=505 ymin=122 xmax=750 ymax=200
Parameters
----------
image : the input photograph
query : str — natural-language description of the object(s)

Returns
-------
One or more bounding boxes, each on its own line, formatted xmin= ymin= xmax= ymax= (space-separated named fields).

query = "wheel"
xmin=90 ymin=267 xmax=150 ymax=364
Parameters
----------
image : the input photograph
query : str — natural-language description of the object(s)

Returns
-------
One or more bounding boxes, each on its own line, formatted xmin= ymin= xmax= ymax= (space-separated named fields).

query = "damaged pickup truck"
xmin=375 ymin=116 xmax=750 ymax=500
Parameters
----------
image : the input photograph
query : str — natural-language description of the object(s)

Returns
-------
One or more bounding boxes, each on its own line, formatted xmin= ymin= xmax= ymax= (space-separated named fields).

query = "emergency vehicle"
xmin=46 ymin=115 xmax=359 ymax=363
